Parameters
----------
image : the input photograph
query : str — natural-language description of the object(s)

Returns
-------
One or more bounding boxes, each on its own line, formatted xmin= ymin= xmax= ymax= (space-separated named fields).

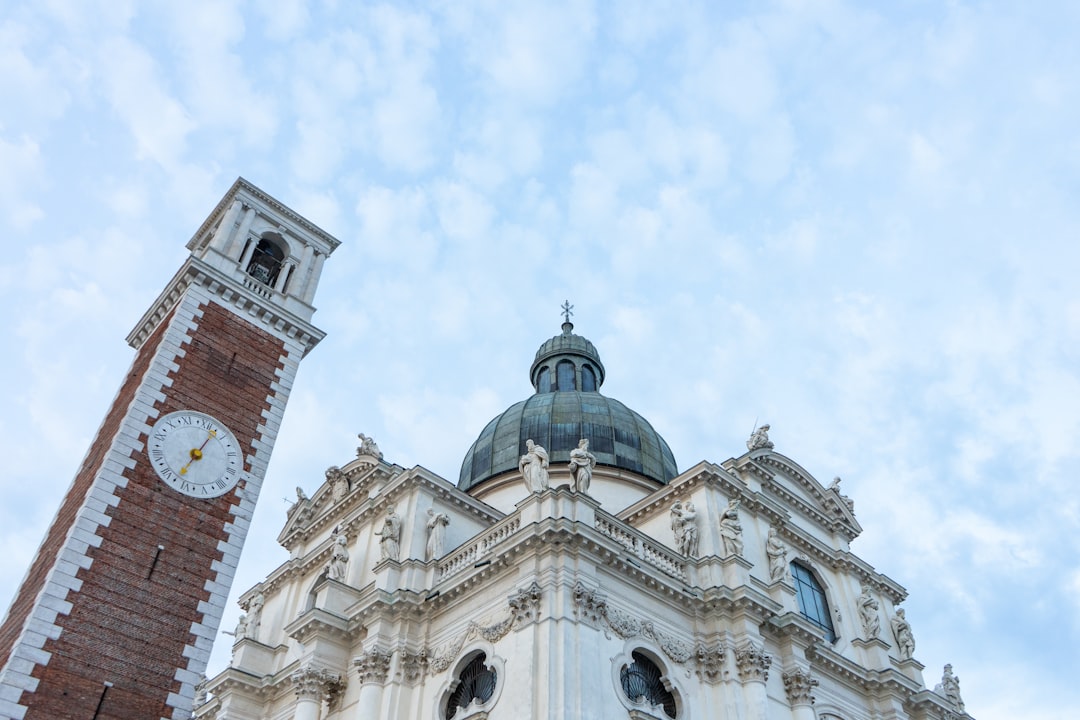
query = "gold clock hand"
xmin=179 ymin=429 xmax=218 ymax=475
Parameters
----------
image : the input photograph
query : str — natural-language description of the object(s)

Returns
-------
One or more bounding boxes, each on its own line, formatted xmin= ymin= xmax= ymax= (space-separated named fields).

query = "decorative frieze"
xmin=354 ymin=648 xmax=393 ymax=685
xmin=734 ymin=642 xmax=772 ymax=683
xmin=782 ymin=669 xmax=818 ymax=706
xmin=572 ymin=582 xmax=693 ymax=664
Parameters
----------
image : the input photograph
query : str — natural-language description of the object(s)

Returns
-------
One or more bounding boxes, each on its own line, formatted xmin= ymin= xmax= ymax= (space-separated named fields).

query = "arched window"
xmin=446 ymin=653 xmax=497 ymax=718
xmin=537 ymin=366 xmax=552 ymax=393
xmin=620 ymin=651 xmax=677 ymax=719
xmin=556 ymin=360 xmax=576 ymax=391
xmin=246 ymin=237 xmax=285 ymax=286
xmin=790 ymin=561 xmax=836 ymax=642
xmin=581 ymin=364 xmax=597 ymax=392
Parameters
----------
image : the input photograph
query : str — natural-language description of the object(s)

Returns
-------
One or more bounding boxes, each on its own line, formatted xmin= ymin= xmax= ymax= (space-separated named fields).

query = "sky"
xmin=1 ymin=1 xmax=1077 ymax=717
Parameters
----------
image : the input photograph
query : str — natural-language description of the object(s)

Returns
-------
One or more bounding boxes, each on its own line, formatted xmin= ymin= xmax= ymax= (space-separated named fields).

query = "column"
xmin=354 ymin=647 xmax=392 ymax=717
xmin=734 ymin=642 xmax=772 ymax=720
xmin=229 ymin=206 xmax=258 ymax=261
xmin=302 ymin=250 xmax=325 ymax=304
xmin=782 ymin=668 xmax=818 ymax=720
xmin=212 ymin=200 xmax=243 ymax=251
xmin=291 ymin=666 xmax=340 ymax=720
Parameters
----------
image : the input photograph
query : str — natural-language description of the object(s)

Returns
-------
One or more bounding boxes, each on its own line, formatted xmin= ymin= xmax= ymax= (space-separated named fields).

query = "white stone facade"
xmin=196 ymin=439 xmax=972 ymax=720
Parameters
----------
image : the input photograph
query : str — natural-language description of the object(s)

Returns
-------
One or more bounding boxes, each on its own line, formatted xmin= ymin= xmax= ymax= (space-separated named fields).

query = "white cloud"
xmin=0 ymin=134 xmax=44 ymax=229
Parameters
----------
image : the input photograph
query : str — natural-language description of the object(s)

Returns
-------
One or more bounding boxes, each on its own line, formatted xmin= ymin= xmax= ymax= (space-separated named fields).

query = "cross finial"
xmin=561 ymin=300 xmax=574 ymax=324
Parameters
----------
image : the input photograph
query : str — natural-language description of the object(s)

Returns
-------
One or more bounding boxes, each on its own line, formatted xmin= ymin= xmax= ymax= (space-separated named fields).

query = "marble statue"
xmin=518 ymin=438 xmax=550 ymax=493
xmin=857 ymin=584 xmax=880 ymax=639
xmin=939 ymin=664 xmax=964 ymax=711
xmin=426 ymin=508 xmax=450 ymax=560
xmin=194 ymin=675 xmax=208 ymax=706
xmin=357 ymin=432 xmax=383 ymax=459
xmin=233 ymin=613 xmax=248 ymax=639
xmin=766 ymin=527 xmax=789 ymax=582
xmin=891 ymin=608 xmax=915 ymax=660
xmin=746 ymin=423 xmax=774 ymax=451
xmin=327 ymin=466 xmax=348 ymax=503
xmin=719 ymin=499 xmax=744 ymax=557
xmin=328 ymin=532 xmax=350 ymax=582
xmin=568 ymin=438 xmax=597 ymax=494
xmin=829 ymin=476 xmax=855 ymax=513
xmin=669 ymin=500 xmax=699 ymax=557
xmin=246 ymin=593 xmax=264 ymax=641
xmin=375 ymin=504 xmax=402 ymax=561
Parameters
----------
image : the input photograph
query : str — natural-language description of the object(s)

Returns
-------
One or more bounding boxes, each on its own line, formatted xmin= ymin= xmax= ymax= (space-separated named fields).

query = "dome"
xmin=459 ymin=320 xmax=677 ymax=491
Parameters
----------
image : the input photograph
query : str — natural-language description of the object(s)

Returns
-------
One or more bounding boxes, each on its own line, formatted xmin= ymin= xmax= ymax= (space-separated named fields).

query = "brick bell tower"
xmin=0 ymin=178 xmax=339 ymax=720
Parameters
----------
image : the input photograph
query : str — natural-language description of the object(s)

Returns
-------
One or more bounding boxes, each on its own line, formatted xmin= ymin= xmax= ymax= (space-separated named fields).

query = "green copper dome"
xmin=459 ymin=321 xmax=677 ymax=491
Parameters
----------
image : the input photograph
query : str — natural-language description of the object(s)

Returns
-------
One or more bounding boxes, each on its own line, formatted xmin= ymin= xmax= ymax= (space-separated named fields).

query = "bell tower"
xmin=0 ymin=178 xmax=339 ymax=720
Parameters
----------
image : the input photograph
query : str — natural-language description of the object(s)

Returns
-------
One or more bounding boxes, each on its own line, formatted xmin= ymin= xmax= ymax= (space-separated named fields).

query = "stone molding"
xmin=782 ymin=668 xmax=819 ymax=706
xmin=572 ymin=582 xmax=693 ymax=664
xmin=734 ymin=642 xmax=772 ymax=683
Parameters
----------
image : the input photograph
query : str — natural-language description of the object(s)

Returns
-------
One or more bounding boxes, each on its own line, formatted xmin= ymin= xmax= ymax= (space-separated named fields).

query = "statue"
xmin=327 ymin=466 xmax=349 ymax=503
xmin=939 ymin=664 xmax=964 ymax=712
xmin=246 ymin=593 xmax=264 ymax=641
xmin=891 ymin=608 xmax=915 ymax=660
xmin=765 ymin=527 xmax=789 ymax=582
xmin=518 ymin=438 xmax=550 ymax=493
xmin=426 ymin=508 xmax=450 ymax=560
xmin=357 ymin=432 xmax=383 ymax=459
xmin=829 ymin=476 xmax=855 ymax=513
xmin=719 ymin=499 xmax=744 ymax=557
xmin=194 ymin=675 xmax=208 ymax=706
xmin=375 ymin=504 xmax=402 ymax=561
xmin=232 ymin=613 xmax=248 ymax=640
xmin=669 ymin=500 xmax=699 ymax=557
xmin=328 ymin=532 xmax=350 ymax=582
xmin=568 ymin=438 xmax=597 ymax=494
xmin=857 ymin=584 xmax=880 ymax=639
xmin=746 ymin=423 xmax=774 ymax=451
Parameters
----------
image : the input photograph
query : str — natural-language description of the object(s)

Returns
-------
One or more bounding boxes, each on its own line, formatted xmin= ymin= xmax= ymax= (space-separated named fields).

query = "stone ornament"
xmin=291 ymin=666 xmax=343 ymax=703
xmin=782 ymin=669 xmax=818 ymax=706
xmin=669 ymin=501 xmax=700 ymax=557
xmin=570 ymin=582 xmax=692 ymax=664
xmin=426 ymin=508 xmax=450 ymax=561
xmin=399 ymin=649 xmax=429 ymax=684
xmin=507 ymin=582 xmax=543 ymax=627
xmin=891 ymin=608 xmax=916 ymax=660
xmin=193 ymin=674 xmax=208 ymax=706
xmin=357 ymin=432 xmax=383 ymax=459
xmin=694 ymin=644 xmax=724 ymax=684
xmin=568 ymin=438 xmax=597 ymax=493
xmin=328 ymin=530 xmax=349 ymax=582
xmin=828 ymin=476 xmax=855 ymax=514
xmin=375 ymin=504 xmax=403 ymax=561
xmin=354 ymin=648 xmax=393 ymax=685
xmin=766 ymin=527 xmax=789 ymax=582
xmin=518 ymin=438 xmax=550 ymax=492
xmin=746 ymin=423 xmax=774 ymax=451
xmin=245 ymin=592 xmax=264 ymax=641
xmin=857 ymin=584 xmax=881 ymax=639
xmin=719 ymin=499 xmax=744 ymax=557
xmin=327 ymin=465 xmax=348 ymax=503
xmin=938 ymin=663 xmax=965 ymax=712
xmin=734 ymin=642 xmax=772 ymax=683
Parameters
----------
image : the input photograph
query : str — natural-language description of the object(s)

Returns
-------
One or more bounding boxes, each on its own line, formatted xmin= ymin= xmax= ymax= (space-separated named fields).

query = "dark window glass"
xmin=620 ymin=651 xmax=676 ymax=718
xmin=446 ymin=653 xmax=497 ymax=718
xmin=790 ymin=561 xmax=836 ymax=642
xmin=556 ymin=360 xmax=576 ymax=391
xmin=581 ymin=365 xmax=597 ymax=392
xmin=538 ymin=367 xmax=552 ymax=393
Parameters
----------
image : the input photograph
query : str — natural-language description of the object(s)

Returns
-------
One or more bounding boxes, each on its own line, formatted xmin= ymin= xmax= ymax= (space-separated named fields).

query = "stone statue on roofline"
xmin=519 ymin=438 xmax=550 ymax=493
xmin=937 ymin=664 xmax=964 ymax=712
xmin=568 ymin=438 xmax=597 ymax=494
xmin=747 ymin=423 xmax=774 ymax=451
xmin=426 ymin=508 xmax=450 ymax=560
xmin=891 ymin=608 xmax=916 ymax=660
xmin=357 ymin=432 xmax=383 ymax=459
xmin=375 ymin=504 xmax=402 ymax=561
xmin=327 ymin=465 xmax=349 ymax=503
xmin=857 ymin=584 xmax=881 ymax=639
xmin=328 ymin=529 xmax=350 ymax=582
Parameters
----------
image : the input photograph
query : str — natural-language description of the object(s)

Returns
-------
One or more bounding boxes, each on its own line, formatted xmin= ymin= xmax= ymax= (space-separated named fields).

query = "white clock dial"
xmin=147 ymin=411 xmax=243 ymax=498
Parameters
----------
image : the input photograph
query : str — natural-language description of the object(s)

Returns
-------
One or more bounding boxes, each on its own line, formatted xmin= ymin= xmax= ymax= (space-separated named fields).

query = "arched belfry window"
xmin=581 ymin=364 xmax=597 ymax=392
xmin=246 ymin=237 xmax=285 ymax=286
xmin=620 ymin=651 xmax=677 ymax=719
xmin=446 ymin=652 xmax=497 ymax=719
xmin=790 ymin=561 xmax=836 ymax=642
xmin=556 ymin=360 xmax=576 ymax=391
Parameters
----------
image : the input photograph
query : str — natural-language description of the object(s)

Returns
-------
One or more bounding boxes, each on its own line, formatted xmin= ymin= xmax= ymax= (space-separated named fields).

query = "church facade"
xmin=195 ymin=322 xmax=971 ymax=720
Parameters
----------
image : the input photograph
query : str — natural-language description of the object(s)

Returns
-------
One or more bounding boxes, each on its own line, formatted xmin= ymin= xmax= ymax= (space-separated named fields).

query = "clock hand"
xmin=179 ymin=429 xmax=218 ymax=475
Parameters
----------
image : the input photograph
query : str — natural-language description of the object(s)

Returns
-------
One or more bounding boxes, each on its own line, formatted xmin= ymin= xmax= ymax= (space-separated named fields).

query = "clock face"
xmin=147 ymin=411 xmax=243 ymax=498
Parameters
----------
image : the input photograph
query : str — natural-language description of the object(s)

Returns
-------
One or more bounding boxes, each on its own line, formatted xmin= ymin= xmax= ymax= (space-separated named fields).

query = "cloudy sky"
xmin=1 ymin=1 xmax=1077 ymax=716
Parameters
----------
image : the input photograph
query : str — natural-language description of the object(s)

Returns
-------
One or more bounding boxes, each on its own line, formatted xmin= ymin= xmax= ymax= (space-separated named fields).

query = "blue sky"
xmin=1 ymin=2 xmax=1078 ymax=717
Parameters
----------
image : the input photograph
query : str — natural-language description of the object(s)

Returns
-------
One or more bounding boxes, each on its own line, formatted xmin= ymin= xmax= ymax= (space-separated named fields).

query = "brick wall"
xmin=15 ymin=301 xmax=286 ymax=720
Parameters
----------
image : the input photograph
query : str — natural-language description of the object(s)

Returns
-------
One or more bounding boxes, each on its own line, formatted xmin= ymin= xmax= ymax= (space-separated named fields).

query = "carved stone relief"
xmin=857 ymin=584 xmax=881 ymax=639
xmin=891 ymin=607 xmax=916 ymax=660
xmin=291 ymin=665 xmax=343 ymax=705
xmin=571 ymin=582 xmax=693 ymax=664
xmin=398 ymin=649 xmax=429 ymax=684
xmin=354 ymin=647 xmax=393 ymax=685
xmin=734 ymin=642 xmax=772 ymax=683
xmin=694 ymin=644 xmax=724 ymax=684
xmin=508 ymin=582 xmax=543 ymax=628
xmin=782 ymin=668 xmax=818 ymax=706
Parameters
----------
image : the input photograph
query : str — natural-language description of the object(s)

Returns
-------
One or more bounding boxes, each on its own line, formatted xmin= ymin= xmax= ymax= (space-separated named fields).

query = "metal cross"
xmin=561 ymin=300 xmax=574 ymax=324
